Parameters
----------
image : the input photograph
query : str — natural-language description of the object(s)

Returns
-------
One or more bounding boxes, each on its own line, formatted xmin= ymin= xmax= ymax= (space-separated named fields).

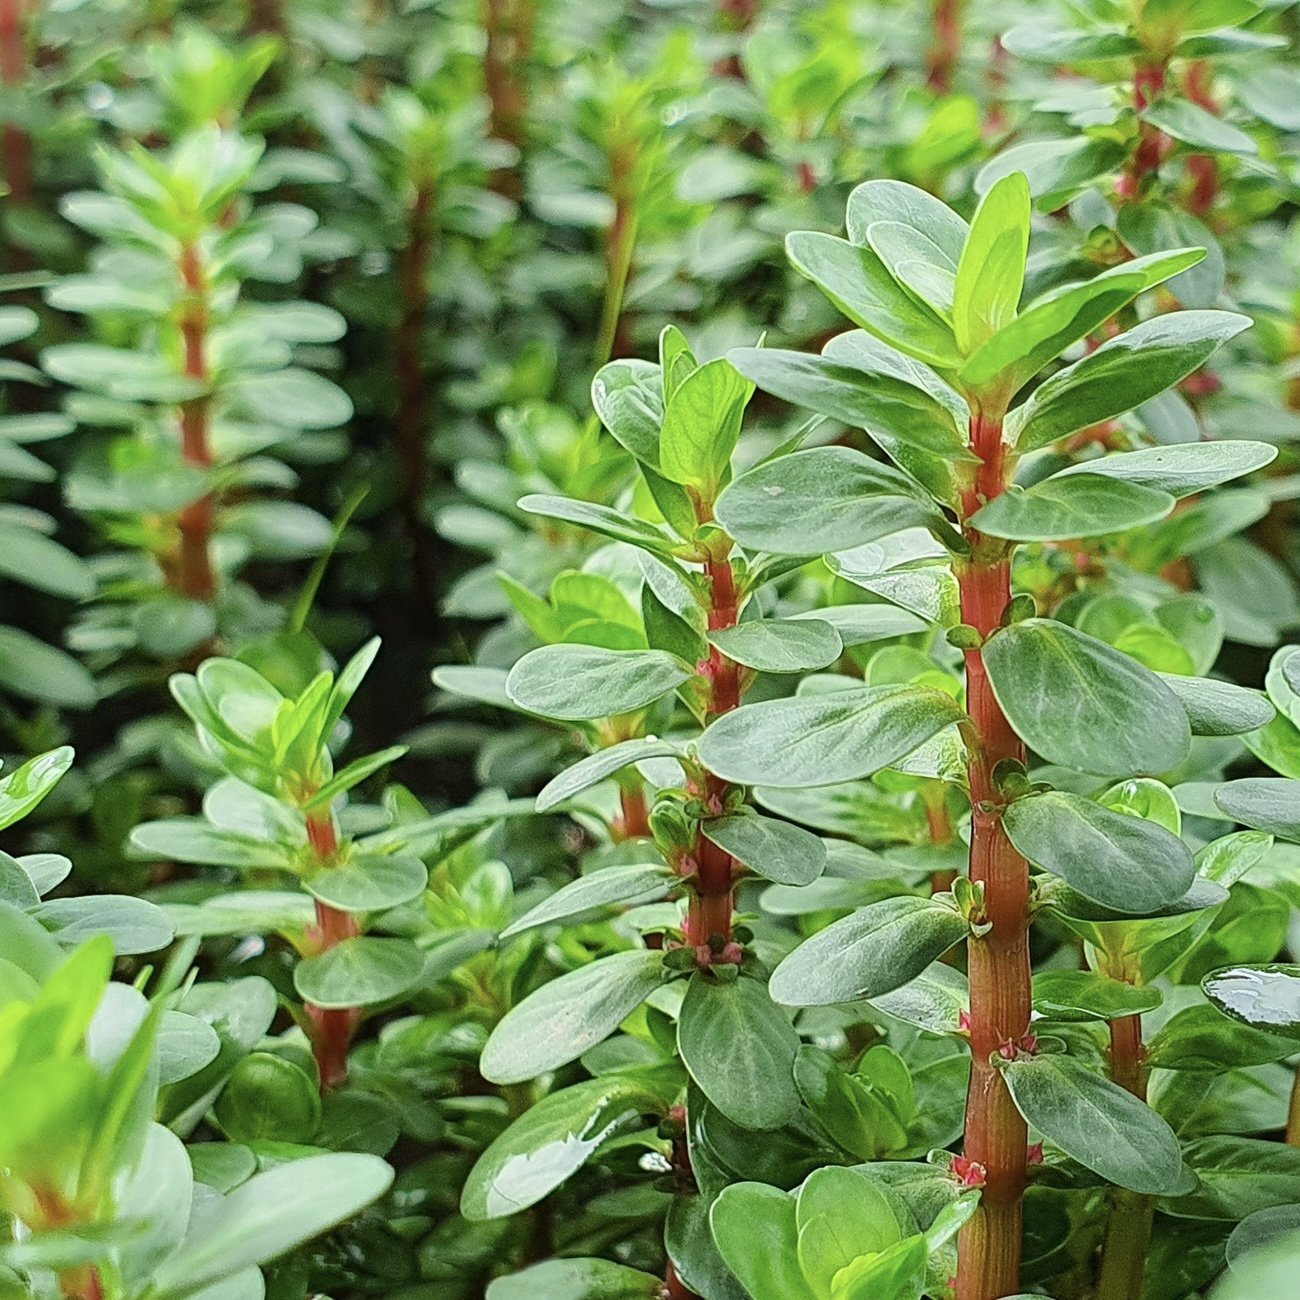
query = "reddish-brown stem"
xmin=985 ymin=37 xmax=1008 ymax=136
xmin=926 ymin=0 xmax=963 ymax=94
xmin=1096 ymin=1015 xmax=1154 ymax=1299
xmin=304 ymin=809 xmax=359 ymax=1091
xmin=955 ymin=410 xmax=1033 ymax=1300
xmin=175 ymin=242 xmax=217 ymax=602
xmin=480 ymin=0 xmax=531 ymax=195
xmin=1182 ymin=61 xmax=1219 ymax=217
xmin=713 ymin=0 xmax=757 ymax=78
xmin=0 ymin=0 xmax=33 ymax=219
xmin=615 ymin=781 xmax=651 ymax=840
xmin=1116 ymin=61 xmax=1168 ymax=202
xmin=246 ymin=0 xmax=284 ymax=35
xmin=395 ymin=183 xmax=437 ymax=610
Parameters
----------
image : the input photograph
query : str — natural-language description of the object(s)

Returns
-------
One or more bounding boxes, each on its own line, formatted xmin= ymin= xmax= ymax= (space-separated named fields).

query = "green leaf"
xmin=953 ymin=172 xmax=1030 ymax=354
xmin=872 ymin=963 xmax=970 ymax=1035
xmin=999 ymin=1052 xmax=1185 ymax=1193
xmin=1032 ymin=970 xmax=1163 ymax=1023
xmin=1003 ymin=791 xmax=1196 ymax=913
xmin=959 ymin=250 xmax=1206 ymax=392
xmin=1144 ymin=100 xmax=1257 ymax=156
xmin=501 ymin=863 xmax=675 ymax=937
xmin=303 ymin=853 xmax=428 ymax=913
xmin=535 ymin=738 xmax=680 ymax=813
xmin=658 ymin=357 xmax=753 ymax=498
xmin=982 ymin=619 xmax=1191 ymax=775
xmin=726 ymin=348 xmax=969 ymax=458
xmin=1009 ymin=311 xmax=1251 ymax=451
xmin=678 ymin=973 xmax=801 ymax=1130
xmin=0 ymin=628 xmax=96 ymax=709
xmin=970 ymin=474 xmax=1175 ymax=541
xmin=591 ymin=359 xmax=664 ymax=467
xmin=147 ymin=1153 xmax=393 ymax=1299
xmin=463 ymin=1075 xmax=673 ymax=1220
xmin=1147 ymin=1004 xmax=1294 ymax=1071
xmin=785 ymin=231 xmax=959 ymax=368
xmin=505 ymin=646 xmax=690 ymax=722
xmin=1203 ymin=964 xmax=1300 ymax=1042
xmin=486 ymin=1260 xmax=662 ymax=1299
xmin=229 ymin=367 xmax=353 ymax=430
xmin=293 ymin=937 xmax=427 ymax=1009
xmin=518 ymin=494 xmax=675 ymax=555
xmin=1158 ymin=675 xmax=1275 ymax=737
xmin=0 ymin=747 xmax=73 ymax=833
xmin=796 ymin=1166 xmax=904 ymax=1297
xmin=703 ymin=813 xmax=827 ymax=886
xmin=481 ymin=950 xmax=665 ymax=1084
xmin=1054 ymin=441 xmax=1277 ymax=499
xmin=698 ymin=685 xmax=965 ymax=787
xmin=34 ymin=896 xmax=175 ymax=955
xmin=1168 ymin=1137 xmax=1300 ymax=1221
xmin=711 ymin=1183 xmax=814 ymax=1300
xmin=708 ymin=619 xmax=843 ymax=674
xmin=1215 ymin=779 xmax=1300 ymax=841
xmin=769 ymin=896 xmax=969 ymax=1007
xmin=792 ymin=605 xmax=929 ymax=646
xmin=846 ymin=179 xmax=968 ymax=263
xmin=714 ymin=447 xmax=937 ymax=558
xmin=975 ymin=137 xmax=1129 ymax=210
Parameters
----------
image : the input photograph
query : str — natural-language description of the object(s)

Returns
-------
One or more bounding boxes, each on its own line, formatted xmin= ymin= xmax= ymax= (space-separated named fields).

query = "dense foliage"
xmin=3 ymin=0 xmax=1300 ymax=1297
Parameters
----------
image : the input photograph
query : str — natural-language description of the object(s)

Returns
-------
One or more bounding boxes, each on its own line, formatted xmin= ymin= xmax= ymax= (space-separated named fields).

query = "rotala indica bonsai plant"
xmin=696 ymin=172 xmax=1278 ymax=1298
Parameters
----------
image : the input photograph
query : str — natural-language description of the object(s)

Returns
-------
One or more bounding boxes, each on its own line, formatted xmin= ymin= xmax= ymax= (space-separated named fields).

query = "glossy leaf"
xmin=708 ymin=619 xmax=843 ymax=674
xmin=970 ymin=474 xmax=1174 ymax=541
xmin=506 ymin=646 xmax=690 ymax=722
xmin=702 ymin=812 xmax=827 ymax=886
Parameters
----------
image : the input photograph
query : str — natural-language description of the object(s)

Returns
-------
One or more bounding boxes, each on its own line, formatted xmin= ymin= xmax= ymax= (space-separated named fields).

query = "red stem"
xmin=1182 ymin=61 xmax=1218 ymax=217
xmin=395 ymin=183 xmax=437 ymax=609
xmin=926 ymin=0 xmax=964 ymax=94
xmin=955 ymin=411 xmax=1033 ymax=1300
xmin=176 ymin=242 xmax=217 ymax=602
xmin=304 ymin=809 xmax=359 ymax=1092
xmin=1 ymin=0 xmax=32 ymax=273
xmin=480 ymin=0 xmax=531 ymax=195
xmin=1116 ymin=61 xmax=1168 ymax=202
xmin=615 ymin=782 xmax=651 ymax=840
xmin=714 ymin=0 xmax=757 ymax=78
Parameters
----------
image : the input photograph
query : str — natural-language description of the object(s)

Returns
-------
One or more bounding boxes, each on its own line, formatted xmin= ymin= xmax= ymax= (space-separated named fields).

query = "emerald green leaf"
xmin=658 ymin=357 xmax=753 ymax=497
xmin=769 ymin=896 xmax=969 ymax=1007
xmin=792 ymin=605 xmax=929 ymax=645
xmin=960 ymin=250 xmax=1206 ymax=392
xmin=714 ymin=446 xmax=937 ymax=558
xmin=872 ymin=963 xmax=970 ymax=1035
xmin=301 ymin=744 xmax=408 ymax=811
xmin=0 ymin=747 xmax=73 ymax=833
xmin=591 ymin=359 xmax=664 ymax=466
xmin=785 ymin=231 xmax=959 ymax=368
xmin=1157 ymin=675 xmax=1275 ymax=737
xmin=303 ymin=853 xmax=428 ymax=913
xmin=130 ymin=818 xmax=293 ymax=870
xmin=33 ymin=896 xmax=175 ymax=955
xmin=1215 ymin=779 xmax=1300 ymax=841
xmin=726 ymin=348 xmax=969 ymax=458
xmin=518 ymin=494 xmax=675 ymax=555
xmin=1054 ymin=441 xmax=1277 ymax=499
xmin=463 ymin=1075 xmax=673 ymax=1220
xmin=970 ymin=474 xmax=1175 ymax=541
xmin=1146 ymin=1004 xmax=1294 ymax=1071
xmin=864 ymin=221 xmax=957 ymax=312
xmin=846 ymin=179 xmax=968 ymax=262
xmin=1009 ymin=311 xmax=1251 ymax=451
xmin=1203 ymin=964 xmax=1300 ymax=1042
xmin=708 ymin=619 xmax=843 ymax=673
xmin=697 ymin=685 xmax=965 ymax=787
xmin=293 ymin=937 xmax=427 ymax=1009
xmin=710 ymin=1183 xmax=814 ymax=1300
xmin=1003 ymin=790 xmax=1196 ymax=913
xmin=703 ymin=812 xmax=827 ymax=886
xmin=975 ymin=137 xmax=1129 ymax=210
xmin=796 ymin=1166 xmax=904 ymax=1297
xmin=982 ymin=619 xmax=1191 ymax=775
xmin=678 ymin=973 xmax=801 ymax=1130
xmin=505 ymin=646 xmax=690 ymax=722
xmin=501 ymin=864 xmax=675 ymax=937
xmin=1144 ymin=100 xmax=1257 ymax=156
xmin=953 ymin=171 xmax=1030 ymax=354
xmin=481 ymin=950 xmax=665 ymax=1084
xmin=147 ymin=1153 xmax=393 ymax=1299
xmin=535 ymin=738 xmax=681 ymax=813
xmin=1169 ymin=1137 xmax=1300 ymax=1221
xmin=999 ymin=1052 xmax=1186 ymax=1193
xmin=0 ymin=628 xmax=96 ymax=709
xmin=1032 ymin=970 xmax=1163 ymax=1023
xmin=487 ymin=1260 xmax=662 ymax=1299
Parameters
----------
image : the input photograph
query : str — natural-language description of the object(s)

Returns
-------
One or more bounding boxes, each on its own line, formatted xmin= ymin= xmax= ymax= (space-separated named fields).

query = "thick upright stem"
xmin=1182 ymin=61 xmax=1218 ymax=217
xmin=956 ymin=410 xmax=1033 ymax=1300
xmin=615 ymin=780 xmax=651 ymax=840
xmin=395 ymin=183 xmax=437 ymax=609
xmin=481 ymin=0 xmax=531 ymax=195
xmin=176 ymin=242 xmax=217 ymax=602
xmin=304 ymin=809 xmax=359 ymax=1091
xmin=1096 ymin=1015 xmax=1155 ymax=1299
xmin=1287 ymin=1069 xmax=1300 ymax=1146
xmin=926 ymin=0 xmax=963 ymax=94
xmin=1116 ymin=61 xmax=1168 ymax=202
xmin=595 ymin=142 xmax=639 ymax=366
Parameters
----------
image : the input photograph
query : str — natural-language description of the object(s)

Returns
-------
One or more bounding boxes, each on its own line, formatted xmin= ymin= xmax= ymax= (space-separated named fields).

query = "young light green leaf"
xmin=769 ymin=896 xmax=969 ymax=1006
xmin=481 ymin=950 xmax=665 ymax=1084
xmin=952 ymin=171 xmax=1030 ymax=353
xmin=505 ymin=646 xmax=690 ymax=722
xmin=1003 ymin=790 xmax=1196 ymax=913
xmin=710 ymin=1184 xmax=814 ymax=1300
xmin=518 ymin=494 xmax=675 ymax=555
xmin=487 ymin=1260 xmax=663 ymax=1299
xmin=678 ymin=973 xmax=801 ymax=1130
xmin=982 ymin=619 xmax=1191 ymax=775
xmin=698 ymin=685 xmax=965 ymax=788
xmin=658 ymin=357 xmax=753 ymax=498
xmin=0 ymin=747 xmax=73 ymax=833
